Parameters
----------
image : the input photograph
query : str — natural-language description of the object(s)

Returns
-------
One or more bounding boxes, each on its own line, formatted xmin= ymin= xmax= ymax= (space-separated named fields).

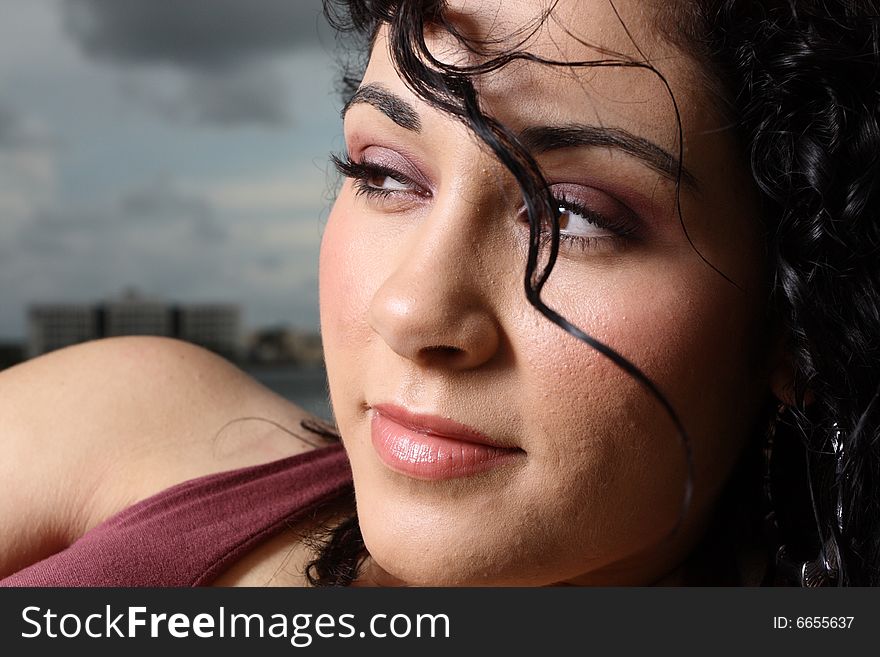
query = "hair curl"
xmin=677 ymin=0 xmax=880 ymax=587
xmin=307 ymin=0 xmax=880 ymax=586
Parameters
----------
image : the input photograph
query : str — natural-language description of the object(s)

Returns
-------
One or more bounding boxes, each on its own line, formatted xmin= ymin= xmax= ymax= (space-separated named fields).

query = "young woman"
xmin=2 ymin=0 xmax=878 ymax=587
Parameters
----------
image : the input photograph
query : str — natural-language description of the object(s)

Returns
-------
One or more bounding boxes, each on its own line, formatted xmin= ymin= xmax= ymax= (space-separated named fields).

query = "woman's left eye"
xmin=528 ymin=187 xmax=637 ymax=253
xmin=554 ymin=199 xmax=617 ymax=240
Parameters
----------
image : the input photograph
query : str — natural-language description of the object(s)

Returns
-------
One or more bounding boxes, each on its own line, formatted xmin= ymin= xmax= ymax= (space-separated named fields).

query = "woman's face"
xmin=319 ymin=0 xmax=778 ymax=585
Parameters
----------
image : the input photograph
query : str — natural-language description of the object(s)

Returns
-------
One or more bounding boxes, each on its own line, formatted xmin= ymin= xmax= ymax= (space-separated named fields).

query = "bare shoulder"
xmin=0 ymin=336 xmax=332 ymax=577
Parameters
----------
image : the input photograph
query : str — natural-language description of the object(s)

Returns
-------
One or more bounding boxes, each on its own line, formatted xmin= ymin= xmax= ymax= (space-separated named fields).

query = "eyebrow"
xmin=519 ymin=124 xmax=698 ymax=191
xmin=342 ymin=83 xmax=698 ymax=191
xmin=341 ymin=83 xmax=422 ymax=132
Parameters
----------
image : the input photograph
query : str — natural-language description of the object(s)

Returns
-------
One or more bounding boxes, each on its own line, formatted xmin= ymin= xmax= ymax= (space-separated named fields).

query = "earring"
xmin=761 ymin=401 xmax=787 ymax=576
xmin=830 ymin=421 xmax=845 ymax=534
xmin=763 ymin=405 xmax=843 ymax=587
xmin=775 ymin=541 xmax=839 ymax=587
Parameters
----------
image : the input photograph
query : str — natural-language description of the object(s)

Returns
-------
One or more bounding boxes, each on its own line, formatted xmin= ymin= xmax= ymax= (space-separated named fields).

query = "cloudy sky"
xmin=0 ymin=0 xmax=348 ymax=340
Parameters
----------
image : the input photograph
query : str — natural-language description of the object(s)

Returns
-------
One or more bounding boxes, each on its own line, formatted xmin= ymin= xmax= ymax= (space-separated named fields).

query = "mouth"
xmin=369 ymin=403 xmax=524 ymax=480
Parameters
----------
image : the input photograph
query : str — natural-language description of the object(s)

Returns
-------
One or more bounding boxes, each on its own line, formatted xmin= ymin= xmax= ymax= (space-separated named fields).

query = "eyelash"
xmin=331 ymin=153 xmax=634 ymax=252
xmin=331 ymin=154 xmax=428 ymax=200
xmin=543 ymin=194 xmax=634 ymax=253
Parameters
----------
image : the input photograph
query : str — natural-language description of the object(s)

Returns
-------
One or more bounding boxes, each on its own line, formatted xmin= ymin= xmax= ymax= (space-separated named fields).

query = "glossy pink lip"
xmin=370 ymin=404 xmax=524 ymax=480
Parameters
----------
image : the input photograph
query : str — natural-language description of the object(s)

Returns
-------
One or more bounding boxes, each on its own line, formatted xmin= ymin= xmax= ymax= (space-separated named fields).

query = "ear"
xmin=769 ymin=350 xmax=799 ymax=406
xmin=767 ymin=323 xmax=814 ymax=408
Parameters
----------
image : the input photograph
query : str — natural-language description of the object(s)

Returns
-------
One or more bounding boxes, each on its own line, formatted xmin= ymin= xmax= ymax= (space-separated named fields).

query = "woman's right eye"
xmin=331 ymin=153 xmax=427 ymax=200
xmin=369 ymin=175 xmax=411 ymax=192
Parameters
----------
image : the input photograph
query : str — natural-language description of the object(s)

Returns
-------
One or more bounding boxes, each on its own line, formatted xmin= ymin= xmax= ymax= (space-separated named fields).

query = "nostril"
xmin=418 ymin=345 xmax=464 ymax=364
xmin=422 ymin=345 xmax=462 ymax=357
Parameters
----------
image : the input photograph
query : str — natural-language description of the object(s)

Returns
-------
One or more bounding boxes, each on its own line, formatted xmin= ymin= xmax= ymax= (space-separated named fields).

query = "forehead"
xmin=441 ymin=0 xmax=670 ymax=60
xmin=362 ymin=0 xmax=714 ymax=154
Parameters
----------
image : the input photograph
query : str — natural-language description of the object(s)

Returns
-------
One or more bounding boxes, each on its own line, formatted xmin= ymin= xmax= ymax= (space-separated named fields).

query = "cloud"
xmin=60 ymin=0 xmax=337 ymax=128
xmin=198 ymin=161 xmax=336 ymax=216
xmin=62 ymin=0 xmax=331 ymax=70
xmin=0 ymin=104 xmax=19 ymax=147
xmin=121 ymin=178 xmax=213 ymax=222
xmin=121 ymin=178 xmax=229 ymax=243
xmin=117 ymin=66 xmax=293 ymax=127
xmin=2 ymin=175 xmax=322 ymax=337
xmin=0 ymin=103 xmax=58 ymax=246
xmin=0 ymin=103 xmax=57 ymax=150
xmin=15 ymin=177 xmax=227 ymax=258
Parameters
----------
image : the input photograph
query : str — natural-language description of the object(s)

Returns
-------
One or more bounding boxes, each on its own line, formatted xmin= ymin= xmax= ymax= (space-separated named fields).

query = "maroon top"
xmin=0 ymin=444 xmax=352 ymax=587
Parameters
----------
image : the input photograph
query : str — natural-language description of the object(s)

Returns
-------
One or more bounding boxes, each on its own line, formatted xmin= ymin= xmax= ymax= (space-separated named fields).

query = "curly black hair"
xmin=679 ymin=0 xmax=880 ymax=586
xmin=305 ymin=0 xmax=880 ymax=587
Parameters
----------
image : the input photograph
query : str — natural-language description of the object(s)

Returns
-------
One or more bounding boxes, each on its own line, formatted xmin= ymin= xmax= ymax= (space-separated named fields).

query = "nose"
xmin=367 ymin=210 xmax=501 ymax=370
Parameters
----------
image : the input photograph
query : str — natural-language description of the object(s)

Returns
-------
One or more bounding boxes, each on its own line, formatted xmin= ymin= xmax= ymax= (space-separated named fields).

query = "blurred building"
xmin=103 ymin=290 xmax=171 ymax=338
xmin=175 ymin=304 xmax=242 ymax=361
xmin=27 ymin=304 xmax=101 ymax=357
xmin=247 ymin=327 xmax=324 ymax=366
xmin=27 ymin=289 xmax=243 ymax=362
xmin=0 ymin=342 xmax=25 ymax=371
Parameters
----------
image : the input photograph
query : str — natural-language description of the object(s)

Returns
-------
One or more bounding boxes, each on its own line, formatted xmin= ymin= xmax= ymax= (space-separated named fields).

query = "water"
xmin=244 ymin=365 xmax=334 ymax=421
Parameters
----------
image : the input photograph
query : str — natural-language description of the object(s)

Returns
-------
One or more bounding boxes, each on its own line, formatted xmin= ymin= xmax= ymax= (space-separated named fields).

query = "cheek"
xmin=319 ymin=193 xmax=380 ymax=421
xmin=515 ymin=260 xmax=768 ymax=533
xmin=319 ymin=193 xmax=371 ymax=341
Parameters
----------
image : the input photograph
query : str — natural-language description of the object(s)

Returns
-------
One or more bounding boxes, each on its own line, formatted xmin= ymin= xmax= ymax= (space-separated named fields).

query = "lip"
xmin=369 ymin=403 xmax=524 ymax=480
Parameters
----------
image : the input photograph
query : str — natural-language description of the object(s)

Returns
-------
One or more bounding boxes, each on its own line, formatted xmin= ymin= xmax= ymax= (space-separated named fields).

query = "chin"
xmin=357 ymin=514 xmax=580 ymax=587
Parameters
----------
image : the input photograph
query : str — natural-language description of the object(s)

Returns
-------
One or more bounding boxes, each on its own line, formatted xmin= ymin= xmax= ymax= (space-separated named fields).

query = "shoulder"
xmin=0 ymin=336 xmax=331 ymax=576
